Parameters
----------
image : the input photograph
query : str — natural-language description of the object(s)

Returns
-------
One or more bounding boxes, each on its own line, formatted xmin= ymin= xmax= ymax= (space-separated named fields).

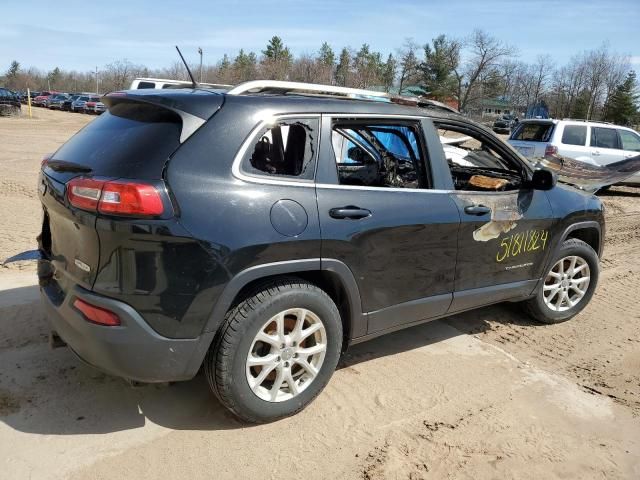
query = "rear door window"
xmin=590 ymin=127 xmax=620 ymax=149
xmin=511 ymin=123 xmax=554 ymax=142
xmin=137 ymin=81 xmax=156 ymax=89
xmin=561 ymin=125 xmax=587 ymax=146
xmin=619 ymin=130 xmax=640 ymax=152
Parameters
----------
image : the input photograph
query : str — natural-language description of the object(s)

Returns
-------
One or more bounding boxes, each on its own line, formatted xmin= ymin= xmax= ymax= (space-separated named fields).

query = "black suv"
xmin=38 ymin=81 xmax=604 ymax=422
xmin=0 ymin=87 xmax=21 ymax=115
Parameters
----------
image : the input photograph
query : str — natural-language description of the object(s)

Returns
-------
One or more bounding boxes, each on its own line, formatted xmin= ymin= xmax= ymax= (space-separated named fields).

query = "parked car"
xmin=0 ymin=88 xmax=21 ymax=115
xmin=88 ymin=100 xmax=106 ymax=114
xmin=39 ymin=80 xmax=608 ymax=423
xmin=508 ymin=119 xmax=640 ymax=186
xmin=492 ymin=114 xmax=517 ymax=134
xmin=70 ymin=95 xmax=90 ymax=112
xmin=32 ymin=91 xmax=55 ymax=107
xmin=47 ymin=94 xmax=70 ymax=109
xmin=130 ymin=77 xmax=231 ymax=90
xmin=20 ymin=91 xmax=39 ymax=104
xmin=61 ymin=94 xmax=80 ymax=111
xmin=83 ymin=96 xmax=100 ymax=113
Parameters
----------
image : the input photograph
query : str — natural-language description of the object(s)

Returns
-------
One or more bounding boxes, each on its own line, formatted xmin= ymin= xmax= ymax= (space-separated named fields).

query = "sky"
xmin=1 ymin=0 xmax=639 ymax=73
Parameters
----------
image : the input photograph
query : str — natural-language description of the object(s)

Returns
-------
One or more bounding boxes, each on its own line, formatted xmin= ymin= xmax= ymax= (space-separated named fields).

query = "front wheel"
xmin=205 ymin=278 xmax=342 ymax=423
xmin=525 ymin=238 xmax=599 ymax=324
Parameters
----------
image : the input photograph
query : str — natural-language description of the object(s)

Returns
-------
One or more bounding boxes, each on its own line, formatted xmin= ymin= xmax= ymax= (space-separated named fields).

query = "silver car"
xmin=509 ymin=119 xmax=640 ymax=186
xmin=71 ymin=96 xmax=89 ymax=112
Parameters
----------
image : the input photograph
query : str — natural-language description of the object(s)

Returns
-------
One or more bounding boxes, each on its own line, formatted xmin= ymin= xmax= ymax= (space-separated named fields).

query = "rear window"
xmin=137 ymin=82 xmax=156 ymax=89
xmin=561 ymin=125 xmax=587 ymax=146
xmin=50 ymin=103 xmax=182 ymax=179
xmin=510 ymin=123 xmax=554 ymax=142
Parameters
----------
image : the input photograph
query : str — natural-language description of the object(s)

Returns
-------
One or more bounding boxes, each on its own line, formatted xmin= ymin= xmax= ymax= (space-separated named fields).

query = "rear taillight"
xmin=68 ymin=178 xmax=105 ymax=211
xmin=67 ymin=178 xmax=165 ymax=217
xmin=73 ymin=298 xmax=120 ymax=326
xmin=99 ymin=181 xmax=164 ymax=216
xmin=544 ymin=144 xmax=558 ymax=156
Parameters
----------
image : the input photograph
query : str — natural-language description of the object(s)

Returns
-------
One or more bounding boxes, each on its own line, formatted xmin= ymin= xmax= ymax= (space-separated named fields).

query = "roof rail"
xmin=561 ymin=118 xmax=613 ymax=125
xmin=226 ymin=80 xmax=389 ymax=98
xmin=227 ymin=80 xmax=459 ymax=113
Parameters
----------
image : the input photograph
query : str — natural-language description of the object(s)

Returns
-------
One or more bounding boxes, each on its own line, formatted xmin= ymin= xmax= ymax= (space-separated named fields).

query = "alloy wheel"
xmin=542 ymin=255 xmax=591 ymax=312
xmin=246 ymin=308 xmax=327 ymax=402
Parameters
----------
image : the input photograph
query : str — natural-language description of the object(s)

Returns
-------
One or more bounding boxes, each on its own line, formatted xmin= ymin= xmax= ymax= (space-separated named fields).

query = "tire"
xmin=205 ymin=277 xmax=342 ymax=423
xmin=525 ymin=238 xmax=599 ymax=324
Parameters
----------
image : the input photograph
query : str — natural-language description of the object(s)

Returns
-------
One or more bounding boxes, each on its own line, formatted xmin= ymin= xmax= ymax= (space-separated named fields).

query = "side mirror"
xmin=530 ymin=168 xmax=557 ymax=191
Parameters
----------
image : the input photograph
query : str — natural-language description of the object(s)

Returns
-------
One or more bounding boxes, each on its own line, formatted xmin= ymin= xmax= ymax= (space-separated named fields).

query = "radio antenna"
xmin=175 ymin=45 xmax=198 ymax=88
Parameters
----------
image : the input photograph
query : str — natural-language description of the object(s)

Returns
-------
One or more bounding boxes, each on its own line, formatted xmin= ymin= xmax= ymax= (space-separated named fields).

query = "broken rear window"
xmin=243 ymin=118 xmax=319 ymax=180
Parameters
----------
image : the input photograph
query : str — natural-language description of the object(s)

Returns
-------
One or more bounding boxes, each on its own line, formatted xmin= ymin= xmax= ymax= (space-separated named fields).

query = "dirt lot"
xmin=1 ymin=108 xmax=638 ymax=479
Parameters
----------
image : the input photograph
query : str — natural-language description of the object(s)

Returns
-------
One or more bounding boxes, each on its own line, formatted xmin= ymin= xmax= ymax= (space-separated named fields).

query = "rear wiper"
xmin=45 ymin=160 xmax=92 ymax=173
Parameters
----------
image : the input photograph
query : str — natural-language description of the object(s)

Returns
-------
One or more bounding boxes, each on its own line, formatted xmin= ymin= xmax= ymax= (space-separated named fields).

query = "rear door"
xmin=316 ymin=115 xmax=460 ymax=335
xmin=590 ymin=126 xmax=623 ymax=165
xmin=556 ymin=123 xmax=592 ymax=162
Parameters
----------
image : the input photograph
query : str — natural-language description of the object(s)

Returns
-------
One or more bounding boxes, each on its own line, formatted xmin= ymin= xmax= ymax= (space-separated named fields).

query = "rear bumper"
xmin=41 ymin=282 xmax=212 ymax=383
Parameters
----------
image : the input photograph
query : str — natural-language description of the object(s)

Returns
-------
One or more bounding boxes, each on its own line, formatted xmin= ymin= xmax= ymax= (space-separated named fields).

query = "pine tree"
xmin=382 ymin=54 xmax=397 ymax=92
xmin=5 ymin=60 xmax=20 ymax=89
xmin=262 ymin=36 xmax=292 ymax=63
xmin=335 ymin=48 xmax=351 ymax=86
xmin=604 ymin=71 xmax=639 ymax=125
xmin=419 ymin=35 xmax=459 ymax=101
xmin=318 ymin=42 xmax=335 ymax=67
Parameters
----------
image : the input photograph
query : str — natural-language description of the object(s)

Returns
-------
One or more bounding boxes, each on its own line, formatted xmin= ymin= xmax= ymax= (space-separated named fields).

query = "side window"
xmin=330 ymin=121 xmax=427 ymax=189
xmin=137 ymin=82 xmax=156 ymax=89
xmin=619 ymin=130 xmax=640 ymax=152
xmin=590 ymin=127 xmax=620 ymax=149
xmin=437 ymin=124 xmax=524 ymax=191
xmin=561 ymin=125 xmax=587 ymax=146
xmin=242 ymin=117 xmax=319 ymax=180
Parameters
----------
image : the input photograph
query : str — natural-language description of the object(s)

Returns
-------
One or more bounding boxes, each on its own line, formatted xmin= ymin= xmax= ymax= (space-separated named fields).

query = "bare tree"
xmin=457 ymin=29 xmax=515 ymax=112
xmin=396 ymin=38 xmax=421 ymax=94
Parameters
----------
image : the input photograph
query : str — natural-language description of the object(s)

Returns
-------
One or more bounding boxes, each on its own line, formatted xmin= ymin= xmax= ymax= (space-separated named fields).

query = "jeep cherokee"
xmin=37 ymin=80 xmax=604 ymax=422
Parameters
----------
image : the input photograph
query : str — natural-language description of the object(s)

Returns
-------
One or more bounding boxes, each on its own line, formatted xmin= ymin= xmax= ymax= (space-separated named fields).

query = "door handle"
xmin=592 ymin=150 xmax=601 ymax=156
xmin=329 ymin=206 xmax=371 ymax=219
xmin=464 ymin=204 xmax=491 ymax=216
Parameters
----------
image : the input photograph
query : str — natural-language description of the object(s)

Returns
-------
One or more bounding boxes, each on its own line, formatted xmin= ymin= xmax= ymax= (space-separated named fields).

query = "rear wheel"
xmin=205 ymin=278 xmax=342 ymax=423
xmin=525 ymin=238 xmax=599 ymax=324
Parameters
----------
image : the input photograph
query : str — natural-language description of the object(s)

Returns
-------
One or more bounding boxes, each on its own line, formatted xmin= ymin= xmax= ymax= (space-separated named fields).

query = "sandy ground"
xmin=0 ymin=108 xmax=638 ymax=479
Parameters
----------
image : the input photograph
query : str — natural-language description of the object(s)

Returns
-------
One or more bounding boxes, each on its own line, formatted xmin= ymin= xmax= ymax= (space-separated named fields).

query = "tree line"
xmin=3 ymin=30 xmax=638 ymax=125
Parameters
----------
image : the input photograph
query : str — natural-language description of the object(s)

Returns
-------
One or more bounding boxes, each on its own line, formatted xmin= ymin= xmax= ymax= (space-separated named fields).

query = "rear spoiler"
xmin=103 ymin=90 xmax=224 ymax=143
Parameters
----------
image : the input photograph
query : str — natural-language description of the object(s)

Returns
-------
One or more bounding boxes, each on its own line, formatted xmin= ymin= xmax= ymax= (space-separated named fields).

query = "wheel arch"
xmin=202 ymin=259 xmax=365 ymax=350
xmin=561 ymin=222 xmax=602 ymax=258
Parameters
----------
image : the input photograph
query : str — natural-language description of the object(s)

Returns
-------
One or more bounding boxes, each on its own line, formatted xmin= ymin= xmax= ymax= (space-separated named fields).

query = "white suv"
xmin=508 ymin=119 xmax=640 ymax=185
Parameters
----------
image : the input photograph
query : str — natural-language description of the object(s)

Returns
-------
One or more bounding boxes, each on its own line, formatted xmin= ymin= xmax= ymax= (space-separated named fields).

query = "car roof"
xmin=111 ymin=87 xmax=463 ymax=123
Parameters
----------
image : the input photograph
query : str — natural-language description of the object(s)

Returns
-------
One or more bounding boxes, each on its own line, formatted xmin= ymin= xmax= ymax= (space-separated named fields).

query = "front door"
xmin=435 ymin=121 xmax=556 ymax=312
xmin=316 ymin=116 xmax=460 ymax=335
xmin=589 ymin=126 xmax=623 ymax=165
